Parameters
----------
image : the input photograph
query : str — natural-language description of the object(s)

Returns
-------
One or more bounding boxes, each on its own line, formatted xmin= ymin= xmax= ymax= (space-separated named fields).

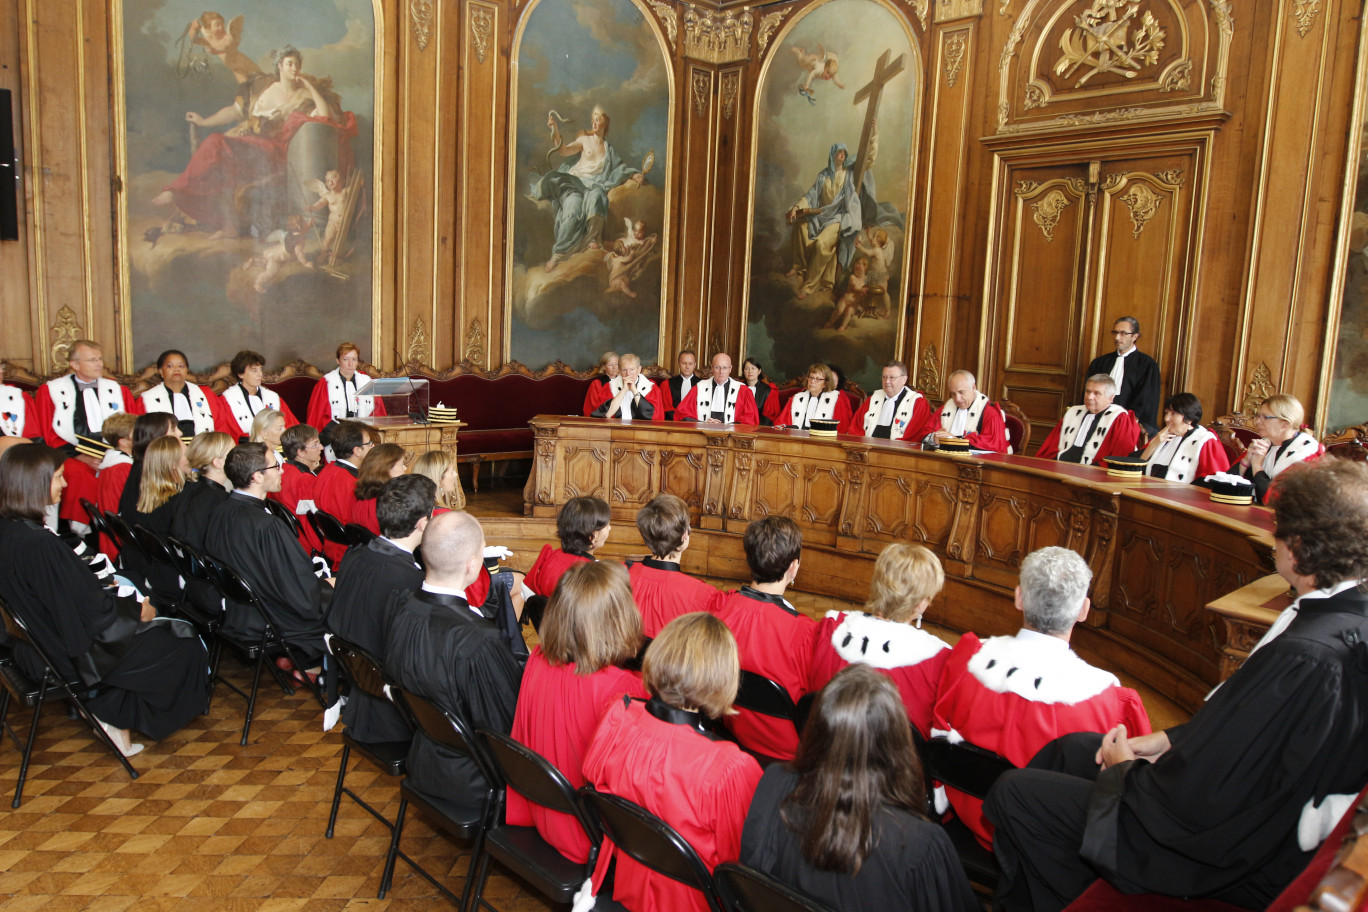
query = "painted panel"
xmin=508 ymin=0 xmax=670 ymax=370
xmin=119 ymin=1 xmax=376 ymax=370
xmin=744 ymin=0 xmax=920 ymax=392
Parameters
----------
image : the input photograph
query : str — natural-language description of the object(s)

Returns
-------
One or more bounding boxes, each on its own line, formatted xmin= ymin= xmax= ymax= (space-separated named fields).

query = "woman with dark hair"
xmin=350 ymin=442 xmax=407 ymax=534
xmin=508 ymin=561 xmax=646 ymax=863
xmin=117 ymin=411 xmax=180 ymax=522
xmin=138 ymin=349 xmax=218 ymax=437
xmin=583 ymin=612 xmax=763 ymax=912
xmin=1137 ymin=392 xmax=1229 ymax=484
xmin=742 ymin=664 xmax=977 ymax=911
xmin=272 ymin=424 xmax=324 ymax=553
xmin=0 ymin=444 xmax=208 ymax=756
xmin=523 ymin=495 xmax=611 ymax=596
xmin=214 ymin=350 xmax=299 ymax=442
xmin=741 ymin=357 xmax=782 ymax=427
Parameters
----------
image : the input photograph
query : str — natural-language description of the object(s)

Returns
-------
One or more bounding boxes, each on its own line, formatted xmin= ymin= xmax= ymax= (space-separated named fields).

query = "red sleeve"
xmin=645 ymin=383 xmax=668 ymax=419
xmin=97 ymin=462 xmax=131 ymax=514
xmin=705 ymin=752 xmax=764 ymax=869
xmin=466 ymin=566 xmax=492 ymax=607
xmin=1098 ymin=411 xmax=1141 ymax=460
xmin=21 ymin=389 xmax=38 ymax=437
xmin=1119 ymin=687 xmax=1153 ymax=736
xmin=842 ymin=399 xmax=870 ymax=436
xmin=278 ymin=397 xmax=299 ymax=428
xmin=760 ymin=383 xmax=782 ymax=424
xmin=34 ymin=385 xmax=64 ymax=449
xmin=121 ymin=387 xmax=141 ymax=415
xmin=1035 ymin=420 xmax=1064 ymax=459
xmin=214 ymin=393 xmax=243 ymax=438
xmin=673 ymin=386 xmax=701 ymax=421
xmin=831 ymin=394 xmax=852 ymax=427
xmin=582 ymin=380 xmax=604 ymax=417
xmin=806 ymin=615 xmax=844 ymax=692
xmin=733 ymin=387 xmax=759 ymax=424
xmin=306 ymin=380 xmax=332 ymax=430
xmin=966 ymin=403 xmax=1010 ymax=454
xmin=900 ymin=396 xmax=937 ymax=442
xmin=1197 ymin=435 xmax=1231 ymax=478
xmin=656 ymin=378 xmax=674 ymax=414
xmin=351 ymin=498 xmax=379 ymax=534
xmin=932 ymin=632 xmax=981 ymax=733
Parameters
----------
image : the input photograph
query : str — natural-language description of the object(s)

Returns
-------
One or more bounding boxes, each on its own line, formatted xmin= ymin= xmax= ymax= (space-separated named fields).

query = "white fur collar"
xmin=141 ymin=382 xmax=217 ymax=434
xmin=98 ymin=449 xmax=133 ymax=471
xmin=789 ymin=390 xmax=842 ymax=426
xmin=862 ymin=388 xmax=922 ymax=436
xmin=0 ymin=385 xmax=27 ymax=437
xmin=1266 ymin=431 xmax=1320 ymax=479
xmin=325 ymin=368 xmax=375 ymax=418
xmin=826 ymin=610 xmax=949 ymax=669
xmin=966 ymin=632 xmax=1119 ymax=704
xmin=1147 ymin=426 xmax=1216 ymax=484
xmin=939 ymin=392 xmax=990 ymax=431
xmin=694 ymin=378 xmax=741 ymax=421
xmin=222 ymin=383 xmax=281 ymax=434
xmin=608 ymin=374 xmax=656 ymax=398
xmin=1057 ymin=404 xmax=1126 ymax=464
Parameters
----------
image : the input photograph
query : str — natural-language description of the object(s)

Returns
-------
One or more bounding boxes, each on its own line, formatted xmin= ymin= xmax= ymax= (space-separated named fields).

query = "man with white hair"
xmin=589 ymin=353 xmax=666 ymax=420
xmin=931 ymin=546 xmax=1151 ymax=849
xmin=672 ymin=352 xmax=759 ymax=424
xmin=1035 ymin=374 xmax=1141 ymax=465
xmin=933 ymin=370 xmax=1009 ymax=453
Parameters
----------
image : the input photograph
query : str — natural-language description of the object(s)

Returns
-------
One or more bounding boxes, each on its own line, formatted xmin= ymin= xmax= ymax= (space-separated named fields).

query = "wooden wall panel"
xmin=0 ymin=0 xmax=34 ymax=371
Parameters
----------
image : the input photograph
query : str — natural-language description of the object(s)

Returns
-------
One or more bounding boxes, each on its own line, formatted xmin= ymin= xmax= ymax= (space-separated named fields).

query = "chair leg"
xmin=12 ymin=683 xmax=47 ymax=809
xmin=325 ymin=742 xmax=351 ymax=839
xmin=65 ymin=686 xmax=139 ymax=781
xmin=378 ymin=794 xmax=409 ymax=899
xmin=241 ymin=650 xmax=267 ymax=746
xmin=204 ymin=636 xmax=224 ymax=714
xmin=463 ymin=840 xmax=496 ymax=912
xmin=457 ymin=828 xmax=489 ymax=912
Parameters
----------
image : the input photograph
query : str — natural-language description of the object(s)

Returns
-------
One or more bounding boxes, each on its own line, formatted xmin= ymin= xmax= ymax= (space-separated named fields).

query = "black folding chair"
xmin=308 ymin=509 xmax=352 ymax=554
xmin=467 ymin=730 xmax=604 ymax=911
xmin=0 ymin=596 xmax=139 ymax=808
xmin=713 ymin=862 xmax=838 ymax=912
xmin=344 ymin=522 xmax=377 ymax=546
xmin=579 ymin=787 xmax=725 ymax=912
xmin=101 ymin=510 xmax=149 ymax=569
xmin=381 ymin=687 xmax=497 ymax=906
xmin=922 ymin=736 xmax=1016 ymax=895
xmin=163 ymin=535 xmax=227 ymax=714
xmin=263 ymin=497 xmax=307 ymax=542
xmin=730 ymin=670 xmax=807 ymax=765
xmin=131 ymin=525 xmax=186 ymax=610
xmin=78 ymin=498 xmax=110 ymax=542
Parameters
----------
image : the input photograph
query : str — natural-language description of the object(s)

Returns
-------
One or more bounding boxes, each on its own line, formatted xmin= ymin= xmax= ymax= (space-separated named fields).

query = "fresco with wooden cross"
xmin=743 ymin=0 xmax=920 ymax=393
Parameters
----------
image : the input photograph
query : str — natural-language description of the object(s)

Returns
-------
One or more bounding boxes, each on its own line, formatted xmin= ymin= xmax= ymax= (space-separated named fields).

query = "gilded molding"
xmin=1023 ymin=83 xmax=1045 ymax=110
xmin=935 ymin=0 xmax=984 ymax=23
xmin=49 ymin=306 xmax=83 ymax=374
xmin=1014 ymin=179 xmax=1042 ymax=195
xmin=410 ymin=0 xmax=433 ymax=52
xmin=944 ymin=33 xmax=967 ymax=87
xmin=1119 ymin=183 xmax=1162 ymax=238
xmin=1054 ymin=2 xmax=1165 ymax=88
xmin=407 ymin=317 xmax=430 ymax=365
xmin=470 ymin=7 xmax=493 ymax=64
xmin=1029 ymin=189 xmax=1072 ymax=242
xmin=909 ymin=0 xmax=930 ymax=30
xmin=1293 ymin=0 xmax=1322 ymax=37
xmin=1159 ymin=58 xmax=1192 ymax=92
xmin=918 ymin=344 xmax=944 ymax=396
xmin=1241 ymin=362 xmax=1276 ymax=415
xmin=756 ymin=10 xmax=786 ymax=55
xmin=1052 ymin=107 xmax=1147 ymax=126
xmin=682 ymin=6 xmax=753 ymax=65
xmin=683 ymin=328 xmax=697 ymax=355
xmin=692 ymin=70 xmax=711 ymax=118
xmin=648 ymin=0 xmax=679 ymax=49
xmin=465 ymin=318 xmax=486 ymax=366
xmin=721 ymin=71 xmax=740 ymax=120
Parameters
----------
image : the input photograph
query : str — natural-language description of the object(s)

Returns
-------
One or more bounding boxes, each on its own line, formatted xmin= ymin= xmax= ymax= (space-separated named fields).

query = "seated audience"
xmin=590 ymin=353 xmax=666 ymax=420
xmin=383 ymin=510 xmax=523 ymax=807
xmin=328 ymin=474 xmax=434 ymax=743
xmin=507 ymin=561 xmax=647 ymax=863
xmin=1139 ymin=392 xmax=1229 ymax=483
xmin=710 ymin=515 xmax=817 ymax=761
xmin=0 ymin=359 xmax=36 ymax=438
xmin=0 ymin=444 xmax=208 ymax=757
xmin=412 ymin=449 xmax=463 ymax=512
xmin=170 ymin=431 xmax=234 ymax=553
xmin=214 ymin=349 xmax=299 ymax=442
xmin=740 ymin=357 xmax=782 ymax=426
xmin=661 ymin=348 xmax=699 ymax=420
xmin=672 ymin=353 xmax=760 ymax=424
xmin=742 ymin=665 xmax=978 ymax=912
xmin=986 ymin=459 xmax=1368 ymax=911
xmin=203 ymin=443 xmax=330 ymax=668
xmin=138 ymin=349 xmax=217 ymax=437
xmin=1236 ymin=392 xmax=1323 ymax=503
xmin=129 ymin=436 xmax=191 ymax=606
xmin=524 ymin=494 xmax=610 ymax=597
xmin=934 ymin=370 xmax=1009 ymax=453
xmin=117 ymin=412 xmax=180 ymax=521
xmin=581 ymin=351 xmax=619 ymax=416
xmin=629 ymin=493 xmax=718 ymax=638
xmin=583 ymin=612 xmax=763 ymax=912
xmin=807 ymin=542 xmax=950 ymax=739
xmin=843 ymin=360 xmax=935 ymax=441
xmin=350 ymin=442 xmax=407 ymax=534
xmin=1035 ymin=373 xmax=1141 ymax=465
xmin=306 ymin=342 xmax=384 ymax=434
xmin=272 ymin=424 xmax=324 ymax=553
xmin=314 ymin=420 xmax=375 ymax=563
xmin=782 ymin=362 xmax=852 ymax=431
xmin=932 ymin=546 xmax=1151 ymax=849
xmin=249 ymin=408 xmax=286 ymax=451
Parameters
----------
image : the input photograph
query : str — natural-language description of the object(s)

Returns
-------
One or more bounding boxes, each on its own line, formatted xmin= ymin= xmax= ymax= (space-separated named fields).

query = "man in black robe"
xmin=663 ymin=349 xmax=698 ymax=420
xmin=1084 ymin=316 xmax=1162 ymax=436
xmin=327 ymin=473 xmax=434 ymax=743
xmin=203 ymin=443 xmax=331 ymax=662
xmin=383 ymin=510 xmax=522 ymax=807
xmin=985 ymin=459 xmax=1368 ymax=911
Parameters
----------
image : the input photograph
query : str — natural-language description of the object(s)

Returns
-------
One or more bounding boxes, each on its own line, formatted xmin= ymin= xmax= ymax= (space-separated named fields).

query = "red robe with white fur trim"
xmin=843 ymin=388 xmax=936 ymax=441
xmin=1035 ymin=404 xmax=1140 ymax=465
xmin=937 ymin=392 xmax=1010 ymax=454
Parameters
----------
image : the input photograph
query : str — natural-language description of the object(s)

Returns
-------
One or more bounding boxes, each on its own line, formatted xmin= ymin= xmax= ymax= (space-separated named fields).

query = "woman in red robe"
xmin=524 ymin=495 xmax=611 ymax=597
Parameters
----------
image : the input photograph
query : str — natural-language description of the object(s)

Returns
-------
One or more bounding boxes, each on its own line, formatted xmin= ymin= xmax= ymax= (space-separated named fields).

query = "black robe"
xmin=1085 ymin=349 xmax=1162 ymax=436
xmin=383 ymin=588 xmax=522 ymax=806
xmin=987 ymin=585 xmax=1368 ymax=911
xmin=169 ymin=475 xmax=229 ymax=616
xmin=741 ymin=766 xmax=977 ymax=912
xmin=203 ymin=491 xmax=329 ymax=658
xmin=327 ymin=537 xmax=423 ymax=743
xmin=0 ymin=518 xmax=208 ymax=739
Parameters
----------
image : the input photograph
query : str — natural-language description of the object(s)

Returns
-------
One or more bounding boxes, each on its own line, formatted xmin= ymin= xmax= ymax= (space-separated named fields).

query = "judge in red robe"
xmin=269 ymin=424 xmax=325 ymax=554
xmin=507 ymin=562 xmax=646 ymax=863
xmin=672 ymin=353 xmax=759 ymax=424
xmin=807 ymin=542 xmax=950 ymax=740
xmin=1137 ymin=392 xmax=1230 ymax=484
xmin=580 ymin=352 xmax=619 ymax=417
xmin=587 ymin=354 xmax=667 ymax=421
xmin=0 ymin=361 xmax=37 ymax=439
xmin=710 ymin=516 xmax=816 ymax=761
xmin=305 ymin=343 xmax=386 ymax=433
xmin=522 ymin=495 xmax=611 ymax=597
xmin=584 ymin=613 xmax=763 ymax=912
xmin=781 ymin=364 xmax=853 ymax=430
xmin=629 ymin=493 xmax=718 ymax=638
xmin=312 ymin=421 xmax=374 ymax=563
xmin=1035 ymin=374 xmax=1142 ymax=465
xmin=932 ymin=546 xmax=1151 ymax=849
xmin=213 ymin=351 xmax=299 ymax=442
xmin=933 ymin=371 xmax=1010 ymax=453
xmin=842 ymin=361 xmax=936 ymax=441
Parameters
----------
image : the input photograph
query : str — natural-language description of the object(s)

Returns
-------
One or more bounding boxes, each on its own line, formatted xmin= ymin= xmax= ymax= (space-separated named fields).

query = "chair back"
xmin=79 ymin=499 xmax=110 ymax=538
xmin=713 ymin=862 xmax=838 ymax=912
xmin=923 ymin=737 xmax=1015 ymax=800
xmin=325 ymin=632 xmax=391 ymax=703
xmin=734 ymin=670 xmax=801 ymax=734
xmin=0 ymin=596 xmax=32 ymax=647
xmin=480 ymin=730 xmax=597 ymax=839
xmin=132 ymin=525 xmax=177 ymax=569
xmin=165 ymin=535 xmax=208 ymax=582
xmin=344 ymin=522 xmax=377 ymax=546
xmin=999 ymin=399 xmax=1031 ymax=455
xmin=579 ymin=787 xmax=722 ymax=911
xmin=309 ymin=509 xmax=351 ymax=547
xmin=263 ymin=498 xmax=305 ymax=538
xmin=102 ymin=511 xmax=148 ymax=562
xmin=392 ymin=687 xmax=488 ymax=776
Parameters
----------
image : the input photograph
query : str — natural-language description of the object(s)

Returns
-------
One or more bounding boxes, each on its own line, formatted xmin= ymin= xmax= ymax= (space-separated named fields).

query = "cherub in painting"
xmin=605 ymin=219 xmax=658 ymax=298
xmin=791 ymin=44 xmax=845 ymax=103
xmin=823 ymin=256 xmax=869 ymax=332
xmin=187 ymin=11 xmax=263 ymax=84
xmin=243 ymin=214 xmax=314 ymax=293
xmin=305 ymin=170 xmax=348 ymax=255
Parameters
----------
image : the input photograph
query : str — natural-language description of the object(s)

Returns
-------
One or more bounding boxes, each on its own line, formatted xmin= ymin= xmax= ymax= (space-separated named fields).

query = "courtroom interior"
xmin=1 ymin=0 xmax=1367 ymax=910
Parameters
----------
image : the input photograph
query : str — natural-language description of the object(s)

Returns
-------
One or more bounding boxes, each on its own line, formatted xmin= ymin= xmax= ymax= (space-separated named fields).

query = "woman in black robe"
xmin=0 ymin=444 xmax=208 ymax=755
xmin=741 ymin=663 xmax=977 ymax=912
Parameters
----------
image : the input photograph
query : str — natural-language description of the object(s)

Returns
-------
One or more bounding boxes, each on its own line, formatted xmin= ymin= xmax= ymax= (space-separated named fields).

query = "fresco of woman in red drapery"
xmin=152 ymin=44 xmax=357 ymax=240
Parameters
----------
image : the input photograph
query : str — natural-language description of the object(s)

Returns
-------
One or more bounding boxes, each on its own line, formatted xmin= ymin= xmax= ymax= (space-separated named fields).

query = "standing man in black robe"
xmin=327 ymin=474 xmax=434 ymax=743
xmin=1084 ymin=316 xmax=1162 ymax=436
xmin=204 ymin=443 xmax=332 ymax=667
xmin=383 ymin=510 xmax=523 ymax=807
xmin=663 ymin=349 xmax=699 ymax=420
xmin=985 ymin=458 xmax=1368 ymax=911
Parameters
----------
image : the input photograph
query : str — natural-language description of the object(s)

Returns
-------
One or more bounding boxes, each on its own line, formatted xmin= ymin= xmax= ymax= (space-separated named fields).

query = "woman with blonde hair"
xmin=249 ymin=408 xmax=286 ymax=451
xmin=132 ymin=436 xmax=191 ymax=607
xmin=350 ymin=442 xmax=407 ymax=533
xmin=581 ymin=351 xmax=620 ymax=416
xmin=807 ymin=542 xmax=949 ymax=739
xmin=583 ymin=612 xmax=763 ymax=912
xmin=172 ymin=431 xmax=234 ymax=553
xmin=412 ymin=449 xmax=463 ymax=511
xmin=1237 ymin=393 xmax=1323 ymax=503
xmin=507 ymin=561 xmax=646 ymax=863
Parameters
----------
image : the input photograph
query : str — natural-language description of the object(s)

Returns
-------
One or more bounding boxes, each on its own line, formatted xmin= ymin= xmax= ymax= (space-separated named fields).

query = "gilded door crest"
xmin=1054 ymin=1 xmax=1166 ymax=88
